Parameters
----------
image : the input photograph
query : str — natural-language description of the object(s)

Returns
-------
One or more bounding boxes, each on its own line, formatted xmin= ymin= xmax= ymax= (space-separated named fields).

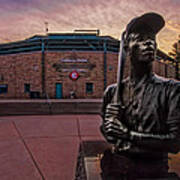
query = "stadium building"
xmin=0 ymin=30 xmax=175 ymax=99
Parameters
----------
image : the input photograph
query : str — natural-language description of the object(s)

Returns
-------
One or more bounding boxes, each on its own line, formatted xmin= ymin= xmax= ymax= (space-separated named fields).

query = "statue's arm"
xmin=129 ymin=123 xmax=179 ymax=153
xmin=100 ymin=84 xmax=119 ymax=144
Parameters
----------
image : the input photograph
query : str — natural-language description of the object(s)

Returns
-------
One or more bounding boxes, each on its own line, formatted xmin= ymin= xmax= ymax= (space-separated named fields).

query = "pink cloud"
xmin=0 ymin=0 xmax=179 ymax=53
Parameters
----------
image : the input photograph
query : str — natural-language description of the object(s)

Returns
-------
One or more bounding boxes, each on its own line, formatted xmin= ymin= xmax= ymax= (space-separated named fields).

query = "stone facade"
xmin=153 ymin=60 xmax=176 ymax=79
xmin=0 ymin=50 xmax=176 ymax=99
xmin=45 ymin=51 xmax=109 ymax=99
xmin=0 ymin=52 xmax=42 ymax=99
xmin=0 ymin=51 xmax=118 ymax=99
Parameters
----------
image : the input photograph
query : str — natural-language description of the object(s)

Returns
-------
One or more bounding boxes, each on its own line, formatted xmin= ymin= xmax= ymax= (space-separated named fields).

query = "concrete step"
xmin=0 ymin=99 xmax=102 ymax=116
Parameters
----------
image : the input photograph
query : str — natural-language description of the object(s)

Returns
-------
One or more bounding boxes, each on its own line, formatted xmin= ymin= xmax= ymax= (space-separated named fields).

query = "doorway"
xmin=56 ymin=83 xmax=62 ymax=99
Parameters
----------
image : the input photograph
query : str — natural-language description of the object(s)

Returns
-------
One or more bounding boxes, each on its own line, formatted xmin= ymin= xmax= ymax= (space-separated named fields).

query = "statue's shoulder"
xmin=152 ymin=74 xmax=180 ymax=86
xmin=152 ymin=74 xmax=172 ymax=83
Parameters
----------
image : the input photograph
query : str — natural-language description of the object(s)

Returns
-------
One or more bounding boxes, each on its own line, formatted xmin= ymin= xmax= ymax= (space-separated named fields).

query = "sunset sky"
xmin=0 ymin=0 xmax=179 ymax=54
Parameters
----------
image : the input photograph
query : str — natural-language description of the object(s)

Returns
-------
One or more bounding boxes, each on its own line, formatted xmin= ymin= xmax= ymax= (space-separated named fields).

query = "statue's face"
xmin=127 ymin=32 xmax=157 ymax=64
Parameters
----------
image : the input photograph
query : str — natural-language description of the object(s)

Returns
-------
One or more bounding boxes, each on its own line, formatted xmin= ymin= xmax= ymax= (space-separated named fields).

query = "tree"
xmin=169 ymin=36 xmax=180 ymax=80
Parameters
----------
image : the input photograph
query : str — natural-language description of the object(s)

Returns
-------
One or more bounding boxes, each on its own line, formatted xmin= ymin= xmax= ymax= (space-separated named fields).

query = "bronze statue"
xmin=100 ymin=12 xmax=180 ymax=180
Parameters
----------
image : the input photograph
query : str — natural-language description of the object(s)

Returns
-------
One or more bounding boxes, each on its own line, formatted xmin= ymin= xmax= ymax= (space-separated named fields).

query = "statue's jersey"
xmin=101 ymin=73 xmax=180 ymax=156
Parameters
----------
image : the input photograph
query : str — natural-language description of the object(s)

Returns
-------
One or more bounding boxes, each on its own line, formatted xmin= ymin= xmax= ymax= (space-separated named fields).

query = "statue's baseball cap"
xmin=125 ymin=12 xmax=165 ymax=38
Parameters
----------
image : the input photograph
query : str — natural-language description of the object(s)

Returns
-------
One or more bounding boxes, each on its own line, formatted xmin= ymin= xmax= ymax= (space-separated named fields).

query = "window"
xmin=0 ymin=84 xmax=8 ymax=94
xmin=0 ymin=74 xmax=4 ymax=81
xmin=24 ymin=84 xmax=30 ymax=93
xmin=86 ymin=83 xmax=93 ymax=94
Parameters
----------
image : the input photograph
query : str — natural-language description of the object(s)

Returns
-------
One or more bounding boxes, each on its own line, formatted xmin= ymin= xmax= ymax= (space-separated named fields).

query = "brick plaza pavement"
xmin=0 ymin=115 xmax=179 ymax=180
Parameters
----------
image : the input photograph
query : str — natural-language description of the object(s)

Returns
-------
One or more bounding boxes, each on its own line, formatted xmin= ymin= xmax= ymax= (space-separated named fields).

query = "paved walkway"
xmin=0 ymin=115 xmax=179 ymax=180
xmin=0 ymin=115 xmax=104 ymax=180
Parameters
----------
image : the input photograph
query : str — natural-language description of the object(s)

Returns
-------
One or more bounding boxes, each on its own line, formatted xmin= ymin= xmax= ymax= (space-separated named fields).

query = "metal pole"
xmin=103 ymin=39 xmax=107 ymax=90
xmin=41 ymin=39 xmax=46 ymax=98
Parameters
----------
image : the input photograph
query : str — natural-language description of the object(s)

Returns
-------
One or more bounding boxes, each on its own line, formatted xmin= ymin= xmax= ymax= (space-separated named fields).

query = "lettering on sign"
xmin=53 ymin=56 xmax=96 ymax=74
xmin=60 ymin=59 xmax=88 ymax=63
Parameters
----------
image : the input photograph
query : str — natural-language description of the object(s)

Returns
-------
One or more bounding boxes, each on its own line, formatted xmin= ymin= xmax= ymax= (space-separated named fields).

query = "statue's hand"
xmin=104 ymin=103 xmax=129 ymax=140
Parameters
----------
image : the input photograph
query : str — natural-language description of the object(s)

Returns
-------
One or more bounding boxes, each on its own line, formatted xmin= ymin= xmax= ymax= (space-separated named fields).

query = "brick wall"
xmin=106 ymin=53 xmax=118 ymax=86
xmin=45 ymin=51 xmax=117 ymax=98
xmin=153 ymin=60 xmax=176 ymax=79
xmin=0 ymin=54 xmax=16 ymax=98
xmin=0 ymin=52 xmax=42 ymax=99
xmin=0 ymin=51 xmax=118 ymax=99
xmin=0 ymin=51 xmax=177 ymax=99
xmin=15 ymin=53 xmax=42 ymax=98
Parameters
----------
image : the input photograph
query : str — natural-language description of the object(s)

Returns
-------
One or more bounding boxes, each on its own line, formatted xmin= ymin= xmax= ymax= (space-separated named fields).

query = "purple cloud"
xmin=0 ymin=0 xmax=179 ymax=53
